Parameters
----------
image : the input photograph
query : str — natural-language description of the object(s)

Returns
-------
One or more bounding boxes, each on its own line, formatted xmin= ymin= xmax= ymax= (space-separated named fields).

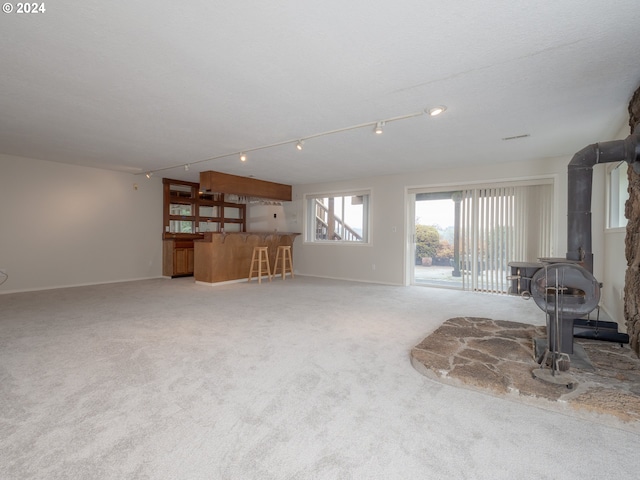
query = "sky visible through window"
xmin=416 ymin=199 xmax=454 ymax=229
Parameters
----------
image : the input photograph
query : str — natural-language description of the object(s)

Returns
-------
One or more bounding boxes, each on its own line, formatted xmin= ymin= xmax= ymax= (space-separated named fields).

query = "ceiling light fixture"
xmin=136 ymin=105 xmax=446 ymax=177
xmin=501 ymin=134 xmax=531 ymax=141
xmin=427 ymin=106 xmax=447 ymax=117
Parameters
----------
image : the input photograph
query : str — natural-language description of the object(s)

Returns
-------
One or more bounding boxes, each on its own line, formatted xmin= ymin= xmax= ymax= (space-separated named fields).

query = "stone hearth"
xmin=411 ymin=317 xmax=640 ymax=430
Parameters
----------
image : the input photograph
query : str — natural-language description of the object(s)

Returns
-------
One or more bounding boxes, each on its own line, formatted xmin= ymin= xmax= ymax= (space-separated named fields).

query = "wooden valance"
xmin=199 ymin=171 xmax=292 ymax=201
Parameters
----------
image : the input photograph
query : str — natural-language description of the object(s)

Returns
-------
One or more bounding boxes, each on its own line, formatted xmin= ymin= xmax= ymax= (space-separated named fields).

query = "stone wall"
xmin=625 ymin=85 xmax=640 ymax=356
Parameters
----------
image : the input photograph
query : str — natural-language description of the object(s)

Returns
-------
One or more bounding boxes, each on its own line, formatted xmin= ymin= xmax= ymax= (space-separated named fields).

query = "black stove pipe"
xmin=567 ymin=126 xmax=640 ymax=273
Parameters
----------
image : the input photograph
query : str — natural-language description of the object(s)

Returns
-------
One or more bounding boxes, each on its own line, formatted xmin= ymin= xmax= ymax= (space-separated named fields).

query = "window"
xmin=306 ymin=192 xmax=370 ymax=243
xmin=608 ymin=162 xmax=628 ymax=229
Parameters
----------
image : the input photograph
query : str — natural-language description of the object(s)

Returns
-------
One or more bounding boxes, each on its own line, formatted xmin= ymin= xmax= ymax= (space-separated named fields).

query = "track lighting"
xmin=138 ymin=103 xmax=447 ymax=177
xmin=427 ymin=106 xmax=447 ymax=117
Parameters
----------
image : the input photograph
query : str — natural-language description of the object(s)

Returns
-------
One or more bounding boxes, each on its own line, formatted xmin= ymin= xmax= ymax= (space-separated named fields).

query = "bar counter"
xmin=194 ymin=232 xmax=299 ymax=284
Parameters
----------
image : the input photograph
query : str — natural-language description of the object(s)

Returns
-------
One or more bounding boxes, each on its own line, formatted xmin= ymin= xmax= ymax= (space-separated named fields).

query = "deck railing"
xmin=314 ymin=199 xmax=362 ymax=241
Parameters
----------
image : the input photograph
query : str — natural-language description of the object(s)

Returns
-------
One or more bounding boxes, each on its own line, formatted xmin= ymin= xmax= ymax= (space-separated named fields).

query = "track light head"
xmin=184 ymin=164 xmax=190 ymax=171
xmin=296 ymin=140 xmax=304 ymax=151
xmin=374 ymin=121 xmax=385 ymax=135
xmin=145 ymin=172 xmax=153 ymax=178
xmin=426 ymin=105 xmax=447 ymax=117
xmin=240 ymin=153 xmax=247 ymax=162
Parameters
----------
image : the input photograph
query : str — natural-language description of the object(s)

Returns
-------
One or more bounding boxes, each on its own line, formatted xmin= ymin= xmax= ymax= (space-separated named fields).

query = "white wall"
xmin=599 ymin=122 xmax=632 ymax=327
xmin=246 ymin=203 xmax=290 ymax=232
xmin=289 ymin=132 xmax=629 ymax=326
xmin=0 ymin=154 xmax=163 ymax=293
xmin=603 ymin=229 xmax=626 ymax=326
xmin=292 ymin=155 xmax=570 ymax=286
xmin=2 ymin=133 xmax=627 ymax=324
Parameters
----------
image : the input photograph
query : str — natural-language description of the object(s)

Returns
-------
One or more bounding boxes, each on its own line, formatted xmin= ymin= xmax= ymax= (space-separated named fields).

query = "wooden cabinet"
xmin=163 ymin=240 xmax=194 ymax=277
xmin=174 ymin=243 xmax=194 ymax=275
xmin=200 ymin=170 xmax=292 ymax=201
xmin=162 ymin=178 xmax=247 ymax=277
xmin=162 ymin=178 xmax=247 ymax=235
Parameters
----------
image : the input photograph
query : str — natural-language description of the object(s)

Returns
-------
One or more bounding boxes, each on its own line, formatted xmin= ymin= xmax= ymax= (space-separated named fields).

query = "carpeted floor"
xmin=411 ymin=317 xmax=640 ymax=429
xmin=2 ymin=277 xmax=640 ymax=479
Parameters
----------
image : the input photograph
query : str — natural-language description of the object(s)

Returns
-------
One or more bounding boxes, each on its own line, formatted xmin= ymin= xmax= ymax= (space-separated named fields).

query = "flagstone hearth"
xmin=410 ymin=317 xmax=640 ymax=430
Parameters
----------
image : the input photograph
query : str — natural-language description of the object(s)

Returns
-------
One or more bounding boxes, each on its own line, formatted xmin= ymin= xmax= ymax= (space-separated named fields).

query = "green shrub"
xmin=416 ymin=225 xmax=440 ymax=259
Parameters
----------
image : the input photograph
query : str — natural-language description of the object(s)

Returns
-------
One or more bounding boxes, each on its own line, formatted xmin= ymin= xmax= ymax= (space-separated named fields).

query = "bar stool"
xmin=248 ymin=246 xmax=272 ymax=283
xmin=273 ymin=245 xmax=294 ymax=280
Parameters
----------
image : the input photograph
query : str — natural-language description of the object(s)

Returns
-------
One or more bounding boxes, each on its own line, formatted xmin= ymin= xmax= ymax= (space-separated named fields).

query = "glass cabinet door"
xmin=169 ymin=220 xmax=195 ymax=233
xmin=163 ymin=178 xmax=247 ymax=236
xmin=170 ymin=203 xmax=193 ymax=216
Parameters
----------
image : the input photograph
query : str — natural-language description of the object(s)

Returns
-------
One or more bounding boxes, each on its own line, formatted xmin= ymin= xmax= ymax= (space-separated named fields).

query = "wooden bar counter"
xmin=194 ymin=232 xmax=299 ymax=284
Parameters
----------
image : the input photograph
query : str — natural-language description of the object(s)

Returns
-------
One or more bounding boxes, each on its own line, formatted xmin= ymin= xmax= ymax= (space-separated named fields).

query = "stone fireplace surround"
xmin=625 ymin=85 xmax=640 ymax=356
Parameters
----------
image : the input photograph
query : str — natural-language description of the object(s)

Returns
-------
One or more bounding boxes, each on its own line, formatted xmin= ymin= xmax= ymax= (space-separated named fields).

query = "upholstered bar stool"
xmin=273 ymin=245 xmax=294 ymax=280
xmin=248 ymin=246 xmax=272 ymax=283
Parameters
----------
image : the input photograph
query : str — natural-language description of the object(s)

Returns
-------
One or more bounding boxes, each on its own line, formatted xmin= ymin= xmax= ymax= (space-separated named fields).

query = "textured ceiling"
xmin=2 ymin=1 xmax=640 ymax=185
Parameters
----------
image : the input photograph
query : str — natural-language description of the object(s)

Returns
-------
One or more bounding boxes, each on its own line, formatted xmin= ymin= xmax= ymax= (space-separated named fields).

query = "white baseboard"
xmin=0 ymin=276 xmax=164 ymax=295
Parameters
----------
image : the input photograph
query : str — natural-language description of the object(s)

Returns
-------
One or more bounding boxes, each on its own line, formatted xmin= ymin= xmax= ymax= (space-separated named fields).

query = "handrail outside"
xmin=314 ymin=199 xmax=362 ymax=241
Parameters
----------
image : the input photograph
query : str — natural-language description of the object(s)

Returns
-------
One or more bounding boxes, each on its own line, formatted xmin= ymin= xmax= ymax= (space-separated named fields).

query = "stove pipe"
xmin=567 ymin=125 xmax=640 ymax=273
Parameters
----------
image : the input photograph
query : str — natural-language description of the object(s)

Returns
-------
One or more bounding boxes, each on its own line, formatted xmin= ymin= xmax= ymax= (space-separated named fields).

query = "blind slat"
xmin=459 ymin=183 xmax=552 ymax=294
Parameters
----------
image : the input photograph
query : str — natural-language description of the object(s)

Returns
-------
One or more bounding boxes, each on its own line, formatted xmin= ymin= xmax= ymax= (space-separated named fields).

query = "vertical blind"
xmin=460 ymin=183 xmax=553 ymax=293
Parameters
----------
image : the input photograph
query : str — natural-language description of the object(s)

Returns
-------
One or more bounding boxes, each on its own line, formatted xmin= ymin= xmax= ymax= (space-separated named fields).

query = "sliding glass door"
xmin=410 ymin=181 xmax=554 ymax=293
xmin=412 ymin=192 xmax=462 ymax=288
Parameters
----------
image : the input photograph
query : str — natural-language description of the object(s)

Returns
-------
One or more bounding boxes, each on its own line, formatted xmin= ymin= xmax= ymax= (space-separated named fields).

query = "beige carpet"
xmin=411 ymin=317 xmax=640 ymax=429
xmin=4 ymin=278 xmax=640 ymax=479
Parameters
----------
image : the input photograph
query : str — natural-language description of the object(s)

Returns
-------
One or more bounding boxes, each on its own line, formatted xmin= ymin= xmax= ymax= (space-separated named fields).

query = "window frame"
xmin=606 ymin=162 xmax=629 ymax=231
xmin=303 ymin=189 xmax=372 ymax=246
